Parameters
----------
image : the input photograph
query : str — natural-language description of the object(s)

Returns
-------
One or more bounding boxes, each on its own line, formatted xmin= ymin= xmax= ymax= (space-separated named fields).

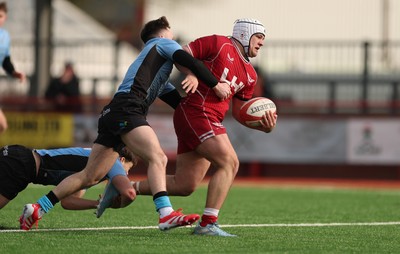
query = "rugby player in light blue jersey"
xmin=0 ymin=145 xmax=136 ymax=220
xmin=20 ymin=16 xmax=231 ymax=231
xmin=0 ymin=2 xmax=25 ymax=135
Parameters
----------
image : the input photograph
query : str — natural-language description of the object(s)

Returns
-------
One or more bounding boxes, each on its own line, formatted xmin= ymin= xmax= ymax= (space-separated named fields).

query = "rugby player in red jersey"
xmin=135 ymin=18 xmax=277 ymax=236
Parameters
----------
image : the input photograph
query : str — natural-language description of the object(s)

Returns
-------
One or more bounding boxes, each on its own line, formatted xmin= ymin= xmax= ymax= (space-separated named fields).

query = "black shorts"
xmin=94 ymin=93 xmax=150 ymax=150
xmin=33 ymin=153 xmax=89 ymax=186
xmin=32 ymin=152 xmax=107 ymax=186
xmin=0 ymin=145 xmax=36 ymax=200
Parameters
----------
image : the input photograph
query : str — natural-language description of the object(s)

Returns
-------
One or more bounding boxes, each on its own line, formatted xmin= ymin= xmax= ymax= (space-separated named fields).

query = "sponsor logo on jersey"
xmin=227 ymin=53 xmax=234 ymax=63
xmin=247 ymin=73 xmax=255 ymax=84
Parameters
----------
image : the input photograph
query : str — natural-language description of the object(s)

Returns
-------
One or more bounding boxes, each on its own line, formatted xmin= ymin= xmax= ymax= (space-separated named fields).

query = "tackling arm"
xmin=60 ymin=190 xmax=99 ymax=210
xmin=172 ymin=49 xmax=218 ymax=88
xmin=174 ymin=45 xmax=232 ymax=100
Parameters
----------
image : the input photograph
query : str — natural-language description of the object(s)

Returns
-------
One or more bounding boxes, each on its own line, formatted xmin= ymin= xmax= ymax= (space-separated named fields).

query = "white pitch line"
xmin=1 ymin=221 xmax=400 ymax=233
xmin=0 ymin=225 xmax=158 ymax=233
xmin=222 ymin=222 xmax=400 ymax=227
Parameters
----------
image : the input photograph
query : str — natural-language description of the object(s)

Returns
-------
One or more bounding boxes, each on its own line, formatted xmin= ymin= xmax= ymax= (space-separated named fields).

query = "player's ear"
xmin=119 ymin=157 xmax=126 ymax=163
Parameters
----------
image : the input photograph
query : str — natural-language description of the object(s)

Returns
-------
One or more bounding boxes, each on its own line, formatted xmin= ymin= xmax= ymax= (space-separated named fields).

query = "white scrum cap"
xmin=232 ymin=18 xmax=265 ymax=55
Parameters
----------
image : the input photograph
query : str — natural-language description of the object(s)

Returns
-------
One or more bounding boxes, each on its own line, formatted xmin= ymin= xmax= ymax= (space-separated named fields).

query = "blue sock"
xmin=154 ymin=196 xmax=172 ymax=211
xmin=37 ymin=196 xmax=54 ymax=213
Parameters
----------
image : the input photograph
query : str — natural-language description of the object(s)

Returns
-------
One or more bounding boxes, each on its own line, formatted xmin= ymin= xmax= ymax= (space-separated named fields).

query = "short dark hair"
xmin=0 ymin=2 xmax=7 ymax=13
xmin=140 ymin=16 xmax=170 ymax=43
xmin=118 ymin=147 xmax=138 ymax=170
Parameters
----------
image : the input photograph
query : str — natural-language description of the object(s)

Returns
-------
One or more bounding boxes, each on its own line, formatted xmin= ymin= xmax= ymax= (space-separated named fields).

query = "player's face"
xmin=0 ymin=10 xmax=7 ymax=27
xmin=248 ymin=33 xmax=265 ymax=58
xmin=119 ymin=156 xmax=136 ymax=174
xmin=122 ymin=161 xmax=134 ymax=173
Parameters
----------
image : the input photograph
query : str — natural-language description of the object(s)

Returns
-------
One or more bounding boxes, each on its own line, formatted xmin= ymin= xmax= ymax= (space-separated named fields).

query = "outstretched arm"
xmin=173 ymin=47 xmax=231 ymax=99
xmin=172 ymin=49 xmax=218 ymax=88
xmin=60 ymin=175 xmax=136 ymax=211
xmin=60 ymin=190 xmax=99 ymax=210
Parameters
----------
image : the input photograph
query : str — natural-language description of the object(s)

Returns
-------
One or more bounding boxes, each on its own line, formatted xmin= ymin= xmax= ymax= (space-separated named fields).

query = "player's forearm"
xmin=60 ymin=197 xmax=99 ymax=210
xmin=172 ymin=50 xmax=218 ymax=88
xmin=2 ymin=56 xmax=15 ymax=76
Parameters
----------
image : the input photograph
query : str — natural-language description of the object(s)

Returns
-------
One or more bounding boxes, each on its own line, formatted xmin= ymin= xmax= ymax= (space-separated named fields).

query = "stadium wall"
xmin=0 ymin=111 xmax=399 ymax=180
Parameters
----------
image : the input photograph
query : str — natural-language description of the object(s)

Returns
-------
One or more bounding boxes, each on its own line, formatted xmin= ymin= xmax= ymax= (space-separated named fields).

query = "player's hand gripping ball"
xmin=239 ymin=97 xmax=277 ymax=127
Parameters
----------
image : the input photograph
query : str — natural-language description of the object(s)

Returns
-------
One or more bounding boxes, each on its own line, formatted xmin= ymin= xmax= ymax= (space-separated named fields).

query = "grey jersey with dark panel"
xmin=114 ymin=37 xmax=219 ymax=113
xmin=115 ymin=37 xmax=180 ymax=114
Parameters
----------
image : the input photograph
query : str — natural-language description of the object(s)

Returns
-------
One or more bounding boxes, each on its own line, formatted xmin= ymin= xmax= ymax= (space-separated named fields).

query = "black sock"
xmin=153 ymin=191 xmax=168 ymax=201
xmin=46 ymin=191 xmax=60 ymax=206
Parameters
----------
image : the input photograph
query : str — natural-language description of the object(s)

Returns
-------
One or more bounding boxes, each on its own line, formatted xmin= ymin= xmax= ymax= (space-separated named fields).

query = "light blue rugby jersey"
xmin=35 ymin=147 xmax=127 ymax=181
xmin=115 ymin=37 xmax=180 ymax=109
xmin=0 ymin=28 xmax=11 ymax=64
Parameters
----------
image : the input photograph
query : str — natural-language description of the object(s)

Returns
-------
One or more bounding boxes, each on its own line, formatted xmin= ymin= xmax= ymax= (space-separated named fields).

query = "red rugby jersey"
xmin=183 ymin=35 xmax=257 ymax=121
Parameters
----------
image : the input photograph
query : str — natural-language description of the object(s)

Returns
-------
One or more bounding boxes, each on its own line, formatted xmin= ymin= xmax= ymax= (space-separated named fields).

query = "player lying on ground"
xmin=0 ymin=145 xmax=136 ymax=228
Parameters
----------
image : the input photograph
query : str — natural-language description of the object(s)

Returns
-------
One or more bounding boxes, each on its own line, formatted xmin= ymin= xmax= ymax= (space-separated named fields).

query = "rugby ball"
xmin=239 ymin=97 xmax=276 ymax=127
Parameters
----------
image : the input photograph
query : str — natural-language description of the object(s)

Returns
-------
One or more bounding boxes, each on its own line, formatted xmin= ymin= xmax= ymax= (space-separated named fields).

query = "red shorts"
xmin=173 ymin=103 xmax=226 ymax=154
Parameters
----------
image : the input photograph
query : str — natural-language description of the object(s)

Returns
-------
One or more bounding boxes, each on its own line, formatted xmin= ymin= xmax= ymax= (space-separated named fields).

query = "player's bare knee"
xmin=179 ymin=182 xmax=197 ymax=196
xmin=159 ymin=153 xmax=168 ymax=168
xmin=60 ymin=201 xmax=69 ymax=210
xmin=216 ymin=155 xmax=239 ymax=175
xmin=87 ymin=177 xmax=102 ymax=186
xmin=177 ymin=187 xmax=194 ymax=196
xmin=171 ymin=175 xmax=197 ymax=196
xmin=150 ymin=152 xmax=168 ymax=169
xmin=232 ymin=156 xmax=239 ymax=175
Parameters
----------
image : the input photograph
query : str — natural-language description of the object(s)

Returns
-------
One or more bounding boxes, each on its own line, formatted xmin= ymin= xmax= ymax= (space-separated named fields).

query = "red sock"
xmin=200 ymin=214 xmax=217 ymax=227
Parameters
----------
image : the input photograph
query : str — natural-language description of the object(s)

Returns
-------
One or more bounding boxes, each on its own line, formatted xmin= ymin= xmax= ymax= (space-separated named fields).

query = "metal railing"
xmin=1 ymin=39 xmax=399 ymax=115
xmin=261 ymin=40 xmax=400 ymax=75
xmin=268 ymin=73 xmax=400 ymax=115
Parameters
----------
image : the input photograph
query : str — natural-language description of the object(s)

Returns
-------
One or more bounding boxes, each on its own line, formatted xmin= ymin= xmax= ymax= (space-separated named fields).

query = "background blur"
xmin=0 ymin=0 xmax=399 ymax=180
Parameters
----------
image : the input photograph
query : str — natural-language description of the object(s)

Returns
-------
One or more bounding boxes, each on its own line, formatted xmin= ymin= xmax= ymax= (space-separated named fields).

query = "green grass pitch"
xmin=1 ymin=184 xmax=400 ymax=253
